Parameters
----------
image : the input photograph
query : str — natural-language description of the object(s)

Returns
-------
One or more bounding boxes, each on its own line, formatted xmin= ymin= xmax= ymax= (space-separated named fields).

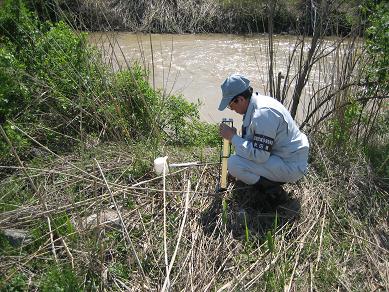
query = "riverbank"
xmin=1 ymin=2 xmax=388 ymax=290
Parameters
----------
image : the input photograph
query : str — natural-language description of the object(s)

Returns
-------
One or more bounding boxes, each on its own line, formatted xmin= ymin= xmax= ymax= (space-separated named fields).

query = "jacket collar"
xmin=243 ymin=93 xmax=258 ymax=127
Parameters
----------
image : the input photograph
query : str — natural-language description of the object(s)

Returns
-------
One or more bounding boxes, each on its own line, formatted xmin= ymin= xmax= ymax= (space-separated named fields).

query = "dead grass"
xmin=0 ymin=140 xmax=388 ymax=291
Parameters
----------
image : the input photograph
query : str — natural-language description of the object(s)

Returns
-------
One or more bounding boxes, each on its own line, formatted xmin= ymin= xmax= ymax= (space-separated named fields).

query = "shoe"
xmin=254 ymin=177 xmax=284 ymax=191
xmin=265 ymin=185 xmax=289 ymax=206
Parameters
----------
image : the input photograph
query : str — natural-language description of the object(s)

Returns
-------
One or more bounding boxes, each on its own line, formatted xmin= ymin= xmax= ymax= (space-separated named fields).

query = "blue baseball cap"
xmin=218 ymin=74 xmax=250 ymax=111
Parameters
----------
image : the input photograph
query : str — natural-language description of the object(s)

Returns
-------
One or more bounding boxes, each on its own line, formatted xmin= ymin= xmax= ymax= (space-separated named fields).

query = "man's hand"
xmin=219 ymin=123 xmax=237 ymax=141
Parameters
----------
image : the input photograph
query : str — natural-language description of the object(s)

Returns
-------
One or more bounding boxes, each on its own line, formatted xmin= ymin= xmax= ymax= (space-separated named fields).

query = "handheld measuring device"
xmin=217 ymin=118 xmax=233 ymax=192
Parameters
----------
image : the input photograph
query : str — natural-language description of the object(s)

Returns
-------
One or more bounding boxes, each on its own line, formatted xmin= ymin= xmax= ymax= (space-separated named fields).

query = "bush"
xmin=0 ymin=1 xmax=105 ymax=153
xmin=364 ymin=109 xmax=389 ymax=178
xmin=365 ymin=2 xmax=389 ymax=95
xmin=0 ymin=1 xmax=218 ymax=164
xmin=111 ymin=67 xmax=160 ymax=139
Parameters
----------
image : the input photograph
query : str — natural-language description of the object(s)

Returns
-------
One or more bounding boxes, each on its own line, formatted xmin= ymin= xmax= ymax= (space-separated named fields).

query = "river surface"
xmin=88 ymin=32 xmax=346 ymax=129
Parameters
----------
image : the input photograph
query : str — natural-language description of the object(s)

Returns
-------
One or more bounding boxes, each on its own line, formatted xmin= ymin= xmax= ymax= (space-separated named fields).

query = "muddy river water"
xmin=89 ymin=32 xmax=343 ymax=129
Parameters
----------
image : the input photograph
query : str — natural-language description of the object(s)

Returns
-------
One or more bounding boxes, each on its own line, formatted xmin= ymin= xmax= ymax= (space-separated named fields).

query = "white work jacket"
xmin=228 ymin=93 xmax=309 ymax=184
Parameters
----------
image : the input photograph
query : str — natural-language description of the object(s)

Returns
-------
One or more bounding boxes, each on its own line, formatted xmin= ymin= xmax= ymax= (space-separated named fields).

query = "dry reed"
xmin=0 ymin=139 xmax=387 ymax=290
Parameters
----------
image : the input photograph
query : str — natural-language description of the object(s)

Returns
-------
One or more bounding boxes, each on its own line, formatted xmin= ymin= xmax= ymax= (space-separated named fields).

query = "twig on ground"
xmin=162 ymin=179 xmax=191 ymax=291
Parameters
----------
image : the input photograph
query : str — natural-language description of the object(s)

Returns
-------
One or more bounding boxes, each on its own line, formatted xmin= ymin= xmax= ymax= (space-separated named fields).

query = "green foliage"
xmin=0 ymin=47 xmax=28 ymax=118
xmin=328 ymin=100 xmax=362 ymax=147
xmin=98 ymin=65 xmax=218 ymax=146
xmin=0 ymin=124 xmax=31 ymax=162
xmin=161 ymin=94 xmax=198 ymax=138
xmin=24 ymin=0 xmax=65 ymax=23
xmin=243 ymin=211 xmax=249 ymax=243
xmin=364 ymin=3 xmax=389 ymax=177
xmin=0 ymin=0 xmax=38 ymax=48
xmin=52 ymin=213 xmax=76 ymax=238
xmin=0 ymin=2 xmax=34 ymax=155
xmin=325 ymin=97 xmax=388 ymax=179
xmin=0 ymin=3 xmax=101 ymax=152
xmin=366 ymin=142 xmax=389 ymax=177
xmin=111 ymin=67 xmax=160 ymax=139
xmin=0 ymin=272 xmax=28 ymax=292
xmin=181 ymin=120 xmax=219 ymax=147
xmin=363 ymin=108 xmax=389 ymax=177
xmin=266 ymin=230 xmax=274 ymax=253
xmin=33 ymin=23 xmax=88 ymax=101
xmin=162 ymin=96 xmax=219 ymax=146
xmin=314 ymin=259 xmax=340 ymax=291
xmin=264 ymin=269 xmax=286 ymax=292
xmin=125 ymin=196 xmax=135 ymax=209
xmin=366 ymin=2 xmax=389 ymax=94
xmin=129 ymin=156 xmax=152 ymax=178
xmin=266 ymin=212 xmax=278 ymax=253
xmin=109 ymin=261 xmax=131 ymax=279
xmin=27 ymin=213 xmax=76 ymax=253
xmin=40 ymin=265 xmax=82 ymax=292
xmin=0 ymin=176 xmax=34 ymax=212
xmin=0 ymin=2 xmax=218 ymax=163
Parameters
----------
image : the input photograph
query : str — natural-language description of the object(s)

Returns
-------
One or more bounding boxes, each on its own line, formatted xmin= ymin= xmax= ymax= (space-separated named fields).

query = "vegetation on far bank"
xmin=16 ymin=0 xmax=386 ymax=35
xmin=0 ymin=0 xmax=388 ymax=290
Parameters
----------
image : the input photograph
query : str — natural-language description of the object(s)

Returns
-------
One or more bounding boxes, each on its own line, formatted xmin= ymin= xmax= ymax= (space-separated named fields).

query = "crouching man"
xmin=218 ymin=74 xmax=309 ymax=199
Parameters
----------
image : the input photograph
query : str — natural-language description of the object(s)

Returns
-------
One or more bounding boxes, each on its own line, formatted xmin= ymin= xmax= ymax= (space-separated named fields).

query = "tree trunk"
xmin=290 ymin=0 xmax=328 ymax=119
